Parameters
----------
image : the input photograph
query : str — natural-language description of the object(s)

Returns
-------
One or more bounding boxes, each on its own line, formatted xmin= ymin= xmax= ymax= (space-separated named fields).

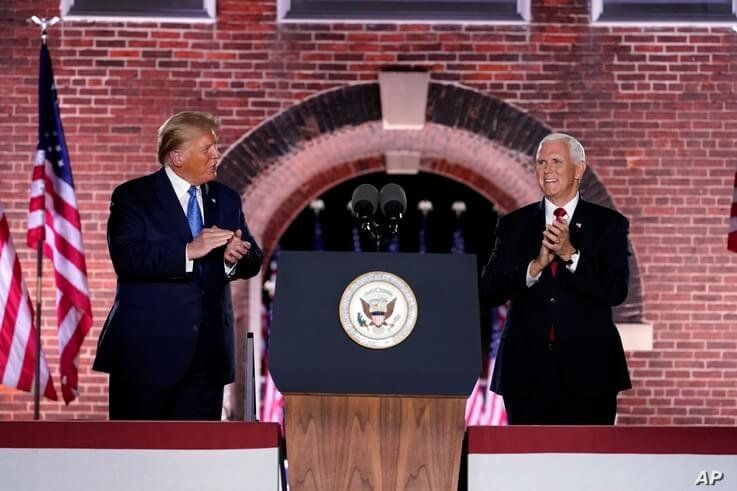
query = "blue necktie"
xmin=187 ymin=186 xmax=203 ymax=238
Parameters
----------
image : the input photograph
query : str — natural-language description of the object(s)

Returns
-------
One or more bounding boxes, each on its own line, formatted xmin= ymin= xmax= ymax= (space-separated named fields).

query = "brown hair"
xmin=156 ymin=111 xmax=219 ymax=165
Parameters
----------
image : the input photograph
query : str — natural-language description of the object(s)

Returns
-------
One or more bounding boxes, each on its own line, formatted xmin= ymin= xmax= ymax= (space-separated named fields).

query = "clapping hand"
xmin=224 ymin=229 xmax=251 ymax=266
xmin=188 ymin=226 xmax=234 ymax=260
xmin=543 ymin=218 xmax=575 ymax=259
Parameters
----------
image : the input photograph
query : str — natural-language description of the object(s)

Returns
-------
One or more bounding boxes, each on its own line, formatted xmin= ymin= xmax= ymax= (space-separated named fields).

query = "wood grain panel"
xmin=284 ymin=394 xmax=466 ymax=491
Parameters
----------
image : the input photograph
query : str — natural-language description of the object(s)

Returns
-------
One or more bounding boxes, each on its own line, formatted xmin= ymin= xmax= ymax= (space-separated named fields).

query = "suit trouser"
xmin=108 ymin=340 xmax=224 ymax=421
xmin=502 ymin=348 xmax=617 ymax=425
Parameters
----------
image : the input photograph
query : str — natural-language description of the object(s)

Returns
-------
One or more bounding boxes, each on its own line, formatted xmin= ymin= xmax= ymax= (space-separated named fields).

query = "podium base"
xmin=284 ymin=394 xmax=466 ymax=491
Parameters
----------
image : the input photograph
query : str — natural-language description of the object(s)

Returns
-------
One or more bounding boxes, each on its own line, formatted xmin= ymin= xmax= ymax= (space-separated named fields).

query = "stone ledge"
xmin=617 ymin=322 xmax=653 ymax=351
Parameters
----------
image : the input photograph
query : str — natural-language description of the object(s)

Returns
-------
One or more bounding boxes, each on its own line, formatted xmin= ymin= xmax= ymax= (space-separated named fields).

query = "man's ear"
xmin=170 ymin=151 xmax=182 ymax=167
xmin=575 ymin=161 xmax=586 ymax=180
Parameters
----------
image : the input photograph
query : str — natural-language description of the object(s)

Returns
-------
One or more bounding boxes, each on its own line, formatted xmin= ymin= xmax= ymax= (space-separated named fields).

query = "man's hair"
xmin=157 ymin=111 xmax=219 ymax=166
xmin=537 ymin=132 xmax=586 ymax=164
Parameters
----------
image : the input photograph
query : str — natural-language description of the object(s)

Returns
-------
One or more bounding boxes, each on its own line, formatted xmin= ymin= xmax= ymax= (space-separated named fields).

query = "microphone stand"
xmin=357 ymin=217 xmax=382 ymax=252
xmin=356 ymin=214 xmax=402 ymax=252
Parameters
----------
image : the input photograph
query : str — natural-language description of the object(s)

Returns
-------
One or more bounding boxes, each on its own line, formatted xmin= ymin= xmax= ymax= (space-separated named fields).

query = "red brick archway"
xmin=217 ymin=82 xmax=644 ymax=416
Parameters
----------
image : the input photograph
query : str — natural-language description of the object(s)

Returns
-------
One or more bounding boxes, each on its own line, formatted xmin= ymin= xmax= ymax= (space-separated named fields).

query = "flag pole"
xmin=33 ymin=235 xmax=42 ymax=419
xmin=28 ymin=14 xmax=60 ymax=420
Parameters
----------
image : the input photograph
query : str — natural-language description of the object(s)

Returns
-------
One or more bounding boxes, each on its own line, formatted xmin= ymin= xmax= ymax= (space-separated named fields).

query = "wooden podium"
xmin=270 ymin=252 xmax=481 ymax=491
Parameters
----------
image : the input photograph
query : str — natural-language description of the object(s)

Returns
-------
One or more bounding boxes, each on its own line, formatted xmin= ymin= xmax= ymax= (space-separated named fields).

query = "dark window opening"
xmin=597 ymin=0 xmax=735 ymax=22
xmin=283 ymin=1 xmax=523 ymax=22
xmin=65 ymin=0 xmax=213 ymax=19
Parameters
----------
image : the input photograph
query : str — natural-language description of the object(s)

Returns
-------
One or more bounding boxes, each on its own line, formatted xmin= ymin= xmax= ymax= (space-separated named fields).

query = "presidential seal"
xmin=338 ymin=271 xmax=418 ymax=349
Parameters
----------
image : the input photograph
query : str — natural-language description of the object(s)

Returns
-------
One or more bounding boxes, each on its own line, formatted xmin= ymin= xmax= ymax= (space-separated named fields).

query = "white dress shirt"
xmin=165 ymin=166 xmax=202 ymax=273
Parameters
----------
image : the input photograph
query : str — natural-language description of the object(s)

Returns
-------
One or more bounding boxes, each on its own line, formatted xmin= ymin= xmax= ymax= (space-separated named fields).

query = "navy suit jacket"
xmin=93 ymin=168 xmax=263 ymax=387
xmin=481 ymin=198 xmax=631 ymax=397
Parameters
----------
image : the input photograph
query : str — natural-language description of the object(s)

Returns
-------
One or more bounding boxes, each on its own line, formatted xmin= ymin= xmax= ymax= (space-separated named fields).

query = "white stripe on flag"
xmin=45 ymin=161 xmax=80 ymax=209
xmin=0 ymin=241 xmax=13 ymax=313
xmin=56 ymin=293 xmax=82 ymax=350
xmin=27 ymin=210 xmax=44 ymax=230
xmin=49 ymin=242 xmax=89 ymax=295
xmin=48 ymin=211 xmax=83 ymax=253
xmin=2 ymin=288 xmax=34 ymax=388
xmin=0 ymin=207 xmax=56 ymax=399
xmin=465 ymin=382 xmax=483 ymax=425
xmin=29 ymin=179 xmax=44 ymax=199
xmin=0 ymin=245 xmax=23 ymax=387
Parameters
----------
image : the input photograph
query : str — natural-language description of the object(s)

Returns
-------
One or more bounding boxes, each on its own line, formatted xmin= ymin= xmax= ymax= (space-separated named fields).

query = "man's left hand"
xmin=543 ymin=218 xmax=576 ymax=260
xmin=224 ymin=229 xmax=251 ymax=266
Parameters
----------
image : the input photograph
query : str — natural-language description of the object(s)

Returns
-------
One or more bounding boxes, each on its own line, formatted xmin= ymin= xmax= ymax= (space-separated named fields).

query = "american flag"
xmin=27 ymin=44 xmax=92 ymax=404
xmin=729 ymin=170 xmax=737 ymax=253
xmin=449 ymin=203 xmax=507 ymax=425
xmin=465 ymin=304 xmax=508 ymax=426
xmin=260 ymin=252 xmax=284 ymax=427
xmin=0 ymin=206 xmax=57 ymax=400
xmin=260 ymin=362 xmax=284 ymax=426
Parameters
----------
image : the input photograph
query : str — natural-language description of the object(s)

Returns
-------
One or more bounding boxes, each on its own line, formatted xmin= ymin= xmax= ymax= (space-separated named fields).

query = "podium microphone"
xmin=351 ymin=183 xmax=379 ymax=220
xmin=379 ymin=183 xmax=406 ymax=237
xmin=351 ymin=184 xmax=380 ymax=248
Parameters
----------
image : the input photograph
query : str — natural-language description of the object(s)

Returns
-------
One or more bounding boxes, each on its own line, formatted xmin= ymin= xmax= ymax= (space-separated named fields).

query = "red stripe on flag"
xmin=28 ymin=196 xmax=45 ymax=213
xmin=0 ymin=207 xmax=57 ymax=400
xmin=0 ymin=259 xmax=24 ymax=376
xmin=17 ymin=305 xmax=38 ymax=390
xmin=43 ymin=220 xmax=88 ymax=272
xmin=50 ymin=265 xmax=93 ymax=315
xmin=56 ymin=294 xmax=92 ymax=402
xmin=44 ymin=182 xmax=83 ymax=229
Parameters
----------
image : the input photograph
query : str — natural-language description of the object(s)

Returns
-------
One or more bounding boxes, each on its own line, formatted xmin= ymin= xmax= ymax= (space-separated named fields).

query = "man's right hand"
xmin=187 ymin=227 xmax=234 ymax=260
xmin=529 ymin=242 xmax=554 ymax=278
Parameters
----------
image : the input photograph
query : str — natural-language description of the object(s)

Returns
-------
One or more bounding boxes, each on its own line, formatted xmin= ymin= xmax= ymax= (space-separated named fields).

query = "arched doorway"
xmin=217 ymin=81 xmax=644 ymax=418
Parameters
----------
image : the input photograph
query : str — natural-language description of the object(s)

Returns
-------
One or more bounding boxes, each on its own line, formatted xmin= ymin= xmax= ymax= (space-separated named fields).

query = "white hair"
xmin=537 ymin=133 xmax=586 ymax=164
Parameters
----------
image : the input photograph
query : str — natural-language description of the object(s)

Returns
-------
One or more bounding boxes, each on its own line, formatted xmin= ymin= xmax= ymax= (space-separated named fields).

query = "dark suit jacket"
xmin=481 ymin=198 xmax=631 ymax=397
xmin=93 ymin=168 xmax=263 ymax=387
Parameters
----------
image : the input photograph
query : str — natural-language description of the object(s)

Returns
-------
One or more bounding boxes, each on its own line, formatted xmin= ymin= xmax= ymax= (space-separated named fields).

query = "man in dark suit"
xmin=482 ymin=133 xmax=631 ymax=425
xmin=94 ymin=111 xmax=263 ymax=420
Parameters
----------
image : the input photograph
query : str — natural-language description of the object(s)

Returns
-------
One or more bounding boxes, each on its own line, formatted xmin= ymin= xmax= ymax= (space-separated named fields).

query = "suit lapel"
xmin=569 ymin=198 xmax=588 ymax=247
xmin=202 ymin=183 xmax=218 ymax=228
xmin=529 ymin=199 xmax=546 ymax=255
xmin=154 ymin=168 xmax=193 ymax=242
xmin=531 ymin=199 xmax=550 ymax=279
xmin=535 ymin=198 xmax=545 ymax=234
xmin=514 ymin=200 xmax=545 ymax=252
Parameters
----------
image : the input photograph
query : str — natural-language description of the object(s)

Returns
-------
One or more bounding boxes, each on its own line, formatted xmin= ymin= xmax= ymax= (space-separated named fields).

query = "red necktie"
xmin=549 ymin=207 xmax=567 ymax=278
xmin=548 ymin=207 xmax=566 ymax=348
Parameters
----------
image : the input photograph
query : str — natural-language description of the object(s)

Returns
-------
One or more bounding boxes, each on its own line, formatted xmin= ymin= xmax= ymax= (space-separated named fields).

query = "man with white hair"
xmin=481 ymin=133 xmax=631 ymax=424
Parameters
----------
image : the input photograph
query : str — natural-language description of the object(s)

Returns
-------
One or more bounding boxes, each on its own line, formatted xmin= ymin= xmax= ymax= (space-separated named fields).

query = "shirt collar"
xmin=544 ymin=192 xmax=579 ymax=224
xmin=164 ymin=165 xmax=196 ymax=199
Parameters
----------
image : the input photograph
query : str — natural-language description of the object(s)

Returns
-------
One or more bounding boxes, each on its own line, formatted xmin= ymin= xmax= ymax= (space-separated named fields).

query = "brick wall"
xmin=1 ymin=0 xmax=735 ymax=423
